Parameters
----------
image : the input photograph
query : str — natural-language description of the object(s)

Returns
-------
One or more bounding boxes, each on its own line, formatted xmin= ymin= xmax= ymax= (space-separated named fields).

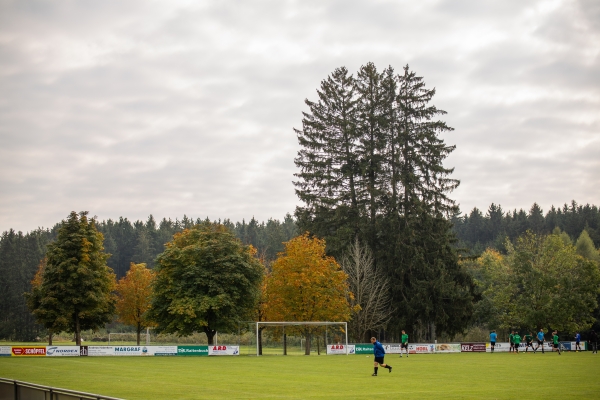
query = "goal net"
xmin=253 ymin=321 xmax=348 ymax=356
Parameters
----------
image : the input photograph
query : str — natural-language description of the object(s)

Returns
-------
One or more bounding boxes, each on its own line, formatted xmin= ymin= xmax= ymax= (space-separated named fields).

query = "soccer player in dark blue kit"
xmin=370 ymin=337 xmax=392 ymax=376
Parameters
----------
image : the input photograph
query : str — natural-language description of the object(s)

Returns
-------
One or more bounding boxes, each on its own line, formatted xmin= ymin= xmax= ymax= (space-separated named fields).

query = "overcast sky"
xmin=1 ymin=0 xmax=598 ymax=233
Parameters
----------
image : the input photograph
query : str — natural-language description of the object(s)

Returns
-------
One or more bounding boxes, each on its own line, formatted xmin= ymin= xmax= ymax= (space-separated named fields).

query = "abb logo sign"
xmin=12 ymin=347 xmax=46 ymax=356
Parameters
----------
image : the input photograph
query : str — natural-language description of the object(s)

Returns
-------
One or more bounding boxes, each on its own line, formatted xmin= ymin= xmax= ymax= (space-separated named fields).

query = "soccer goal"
xmin=254 ymin=321 xmax=348 ymax=356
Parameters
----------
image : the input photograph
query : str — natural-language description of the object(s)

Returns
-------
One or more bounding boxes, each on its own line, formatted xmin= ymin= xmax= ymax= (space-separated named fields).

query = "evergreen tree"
xmin=294 ymin=66 xmax=361 ymax=256
xmin=33 ymin=212 xmax=116 ymax=345
xmin=294 ymin=63 xmax=474 ymax=339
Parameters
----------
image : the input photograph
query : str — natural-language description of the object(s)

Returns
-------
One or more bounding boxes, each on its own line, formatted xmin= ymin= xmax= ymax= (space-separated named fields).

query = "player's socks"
xmin=374 ymin=367 xmax=378 ymax=375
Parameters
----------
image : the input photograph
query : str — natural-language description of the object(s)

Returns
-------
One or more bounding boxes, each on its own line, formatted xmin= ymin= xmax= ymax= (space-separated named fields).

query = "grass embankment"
xmin=1 ymin=352 xmax=599 ymax=399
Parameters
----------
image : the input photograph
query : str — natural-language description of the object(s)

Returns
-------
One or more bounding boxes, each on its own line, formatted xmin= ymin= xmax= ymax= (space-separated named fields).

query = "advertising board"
xmin=383 ymin=344 xmax=402 ymax=354
xmin=11 ymin=347 xmax=46 ymax=356
xmin=208 ymin=345 xmax=239 ymax=356
xmin=354 ymin=344 xmax=373 ymax=354
xmin=408 ymin=344 xmax=435 ymax=354
xmin=177 ymin=346 xmax=208 ymax=356
xmin=435 ymin=344 xmax=461 ymax=353
xmin=87 ymin=346 xmax=115 ymax=356
xmin=326 ymin=344 xmax=354 ymax=355
xmin=0 ymin=346 xmax=11 ymax=356
xmin=486 ymin=342 xmax=509 ymax=352
xmin=46 ymin=346 xmax=80 ymax=357
xmin=460 ymin=343 xmax=486 ymax=352
xmin=147 ymin=346 xmax=178 ymax=356
xmin=113 ymin=346 xmax=150 ymax=356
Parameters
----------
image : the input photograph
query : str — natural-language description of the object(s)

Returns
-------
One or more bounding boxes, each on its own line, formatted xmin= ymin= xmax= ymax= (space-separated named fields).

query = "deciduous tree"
xmin=148 ymin=222 xmax=263 ymax=344
xmin=265 ymin=233 xmax=354 ymax=355
xmin=340 ymin=238 xmax=393 ymax=342
xmin=480 ymin=231 xmax=600 ymax=333
xmin=115 ymin=262 xmax=155 ymax=345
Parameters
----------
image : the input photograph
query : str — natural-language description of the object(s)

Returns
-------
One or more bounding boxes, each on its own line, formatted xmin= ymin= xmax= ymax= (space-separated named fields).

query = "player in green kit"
xmin=552 ymin=331 xmax=561 ymax=355
xmin=523 ymin=332 xmax=534 ymax=352
xmin=509 ymin=331 xmax=515 ymax=353
xmin=400 ymin=330 xmax=409 ymax=357
xmin=513 ymin=332 xmax=521 ymax=353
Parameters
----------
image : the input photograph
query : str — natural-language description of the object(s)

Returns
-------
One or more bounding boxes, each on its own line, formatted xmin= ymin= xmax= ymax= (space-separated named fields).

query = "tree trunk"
xmin=137 ymin=323 xmax=141 ymax=346
xmin=305 ymin=332 xmax=311 ymax=355
xmin=317 ymin=335 xmax=320 ymax=355
xmin=48 ymin=329 xmax=53 ymax=346
xmin=75 ymin=314 xmax=81 ymax=346
xmin=283 ymin=333 xmax=287 ymax=356
xmin=204 ymin=327 xmax=216 ymax=345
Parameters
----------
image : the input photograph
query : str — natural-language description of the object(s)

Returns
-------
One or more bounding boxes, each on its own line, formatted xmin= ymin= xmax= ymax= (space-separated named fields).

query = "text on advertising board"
xmin=12 ymin=347 xmax=46 ymax=356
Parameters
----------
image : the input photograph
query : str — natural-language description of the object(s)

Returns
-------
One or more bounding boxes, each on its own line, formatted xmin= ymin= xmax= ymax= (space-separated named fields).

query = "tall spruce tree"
xmin=294 ymin=63 xmax=475 ymax=339
xmin=294 ymin=66 xmax=361 ymax=255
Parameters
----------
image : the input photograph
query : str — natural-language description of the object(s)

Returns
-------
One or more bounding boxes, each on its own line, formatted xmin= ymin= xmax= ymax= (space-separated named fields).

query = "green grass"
xmin=1 ymin=352 xmax=599 ymax=399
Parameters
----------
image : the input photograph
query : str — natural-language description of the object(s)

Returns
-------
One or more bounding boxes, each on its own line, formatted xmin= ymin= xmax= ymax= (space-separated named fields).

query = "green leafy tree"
xmin=149 ymin=222 xmax=264 ymax=344
xmin=576 ymin=230 xmax=600 ymax=262
xmin=481 ymin=231 xmax=600 ymax=333
xmin=29 ymin=211 xmax=116 ymax=345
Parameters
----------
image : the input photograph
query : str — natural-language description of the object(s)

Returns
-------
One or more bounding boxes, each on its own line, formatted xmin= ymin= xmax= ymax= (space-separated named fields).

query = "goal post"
xmin=255 ymin=321 xmax=348 ymax=356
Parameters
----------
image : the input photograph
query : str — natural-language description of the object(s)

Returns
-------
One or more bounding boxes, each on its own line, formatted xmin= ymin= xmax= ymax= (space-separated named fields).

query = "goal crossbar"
xmin=255 ymin=321 xmax=348 ymax=356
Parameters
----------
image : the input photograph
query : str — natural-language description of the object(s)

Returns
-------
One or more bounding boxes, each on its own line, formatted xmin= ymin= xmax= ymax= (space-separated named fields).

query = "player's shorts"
xmin=537 ymin=340 xmax=544 ymax=345
xmin=374 ymin=356 xmax=384 ymax=364
xmin=525 ymin=341 xmax=533 ymax=346
xmin=490 ymin=341 xmax=495 ymax=346
xmin=576 ymin=341 xmax=580 ymax=345
xmin=509 ymin=343 xmax=514 ymax=347
xmin=553 ymin=343 xmax=558 ymax=349
xmin=401 ymin=343 xmax=408 ymax=349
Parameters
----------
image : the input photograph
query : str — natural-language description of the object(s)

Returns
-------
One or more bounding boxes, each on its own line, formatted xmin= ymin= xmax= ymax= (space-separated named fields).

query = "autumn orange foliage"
xmin=115 ymin=262 xmax=155 ymax=345
xmin=265 ymin=233 xmax=353 ymax=354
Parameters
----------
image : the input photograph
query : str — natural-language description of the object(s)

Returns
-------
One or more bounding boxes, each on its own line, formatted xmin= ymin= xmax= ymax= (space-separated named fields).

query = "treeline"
xmin=452 ymin=201 xmax=600 ymax=254
xmin=0 ymin=214 xmax=297 ymax=341
xmin=97 ymin=213 xmax=297 ymax=277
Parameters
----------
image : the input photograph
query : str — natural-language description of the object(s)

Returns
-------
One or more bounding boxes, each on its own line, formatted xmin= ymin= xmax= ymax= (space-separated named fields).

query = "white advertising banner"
xmin=146 ymin=346 xmax=178 ymax=356
xmin=46 ymin=346 xmax=80 ymax=357
xmin=486 ymin=342 xmax=510 ymax=352
xmin=408 ymin=344 xmax=435 ymax=354
xmin=87 ymin=346 xmax=116 ymax=356
xmin=208 ymin=345 xmax=239 ymax=356
xmin=327 ymin=344 xmax=354 ymax=355
xmin=113 ymin=346 xmax=149 ymax=356
xmin=0 ymin=346 xmax=11 ymax=356
xmin=383 ymin=344 xmax=402 ymax=354
xmin=435 ymin=344 xmax=461 ymax=353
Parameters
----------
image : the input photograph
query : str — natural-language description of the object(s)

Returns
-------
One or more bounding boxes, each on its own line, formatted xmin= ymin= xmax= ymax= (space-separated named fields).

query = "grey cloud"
xmin=1 ymin=0 xmax=598 ymax=232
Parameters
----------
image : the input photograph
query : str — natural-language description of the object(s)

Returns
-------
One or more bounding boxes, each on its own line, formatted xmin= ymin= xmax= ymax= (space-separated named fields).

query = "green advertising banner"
xmin=177 ymin=346 xmax=209 ymax=356
xmin=354 ymin=344 xmax=373 ymax=354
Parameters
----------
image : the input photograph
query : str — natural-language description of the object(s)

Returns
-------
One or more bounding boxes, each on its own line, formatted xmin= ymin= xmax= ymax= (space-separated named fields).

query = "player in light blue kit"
xmin=490 ymin=330 xmax=497 ymax=353
xmin=534 ymin=329 xmax=545 ymax=354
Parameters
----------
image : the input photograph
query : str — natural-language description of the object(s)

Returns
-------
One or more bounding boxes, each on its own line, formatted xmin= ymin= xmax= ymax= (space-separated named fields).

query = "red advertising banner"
xmin=11 ymin=347 xmax=46 ymax=356
xmin=461 ymin=343 xmax=486 ymax=352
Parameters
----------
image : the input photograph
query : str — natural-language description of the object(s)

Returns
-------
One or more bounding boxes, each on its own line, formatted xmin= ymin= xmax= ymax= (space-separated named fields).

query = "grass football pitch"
xmin=1 ymin=352 xmax=599 ymax=399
